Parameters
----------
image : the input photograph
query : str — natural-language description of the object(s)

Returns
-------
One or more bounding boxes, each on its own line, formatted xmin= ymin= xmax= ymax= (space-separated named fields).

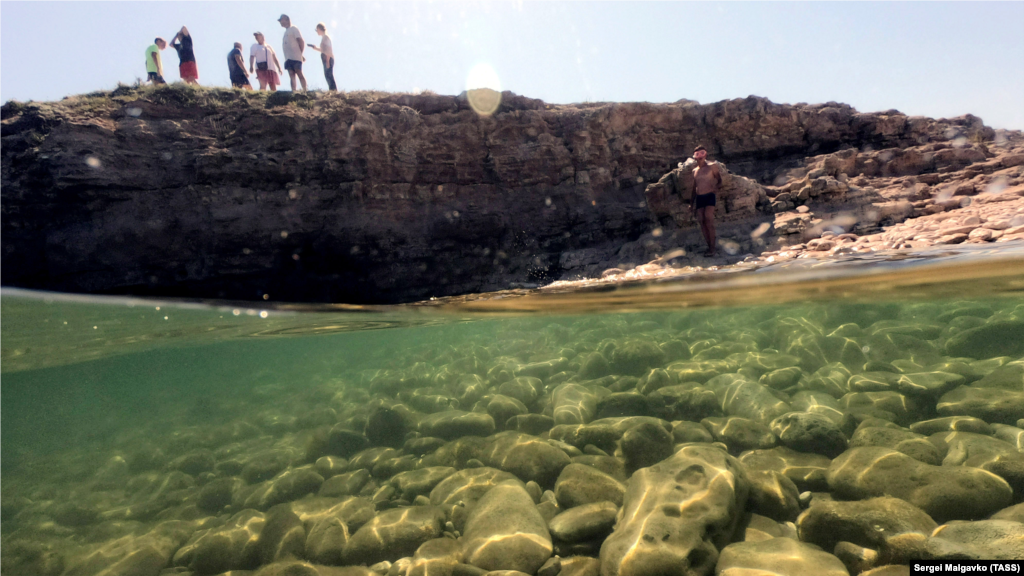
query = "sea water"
xmin=3 ymin=244 xmax=1024 ymax=574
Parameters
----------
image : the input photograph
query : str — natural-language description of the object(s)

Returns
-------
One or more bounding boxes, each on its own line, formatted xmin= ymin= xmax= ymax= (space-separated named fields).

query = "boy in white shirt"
xmin=249 ymin=32 xmax=283 ymax=91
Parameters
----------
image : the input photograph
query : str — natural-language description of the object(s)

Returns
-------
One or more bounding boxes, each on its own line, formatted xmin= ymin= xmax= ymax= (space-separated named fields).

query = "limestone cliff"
xmin=0 ymin=86 xmax=999 ymax=303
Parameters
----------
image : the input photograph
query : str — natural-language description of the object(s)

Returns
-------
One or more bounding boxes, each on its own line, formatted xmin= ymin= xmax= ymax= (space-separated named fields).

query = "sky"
xmin=1 ymin=1 xmax=1023 ymax=130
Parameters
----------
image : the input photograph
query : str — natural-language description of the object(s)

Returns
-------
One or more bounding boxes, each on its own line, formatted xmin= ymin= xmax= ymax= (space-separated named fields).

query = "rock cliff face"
xmin=0 ymin=86 xmax=1000 ymax=303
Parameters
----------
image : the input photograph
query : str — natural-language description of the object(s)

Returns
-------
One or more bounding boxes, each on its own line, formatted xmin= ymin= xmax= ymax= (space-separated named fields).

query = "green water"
xmin=3 ymin=249 xmax=1024 ymax=575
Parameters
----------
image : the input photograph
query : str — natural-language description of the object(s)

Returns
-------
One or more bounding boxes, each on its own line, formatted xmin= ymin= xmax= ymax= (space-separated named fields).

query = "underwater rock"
xmin=909 ymin=416 xmax=994 ymax=436
xmin=929 ymin=519 xmax=1024 ymax=559
xmin=305 ymin=513 xmax=350 ymax=565
xmin=578 ymin=352 xmax=612 ymax=380
xmin=840 ymin=391 xmax=921 ymax=425
xmin=486 ymin=394 xmax=529 ymax=428
xmin=476 ymin=432 xmax=572 ymax=487
xmin=552 ymin=383 xmax=598 ymax=425
xmin=461 ymin=479 xmax=553 ymax=574
xmin=760 ymin=366 xmax=804 ymax=390
xmin=595 ymin=392 xmax=652 ymax=419
xmin=365 ymin=406 xmax=411 ymax=449
xmin=571 ymin=454 xmax=627 ymax=482
xmin=599 ymin=445 xmax=749 ymax=576
xmin=770 ymin=411 xmax=849 ymax=458
xmin=498 ymin=377 xmax=541 ymax=406
xmin=407 ymin=537 xmax=462 ymax=576
xmin=242 ymin=450 xmax=294 ymax=484
xmin=177 ymin=509 xmax=266 ymax=573
xmin=249 ymin=468 xmax=324 ymax=510
xmin=549 ymin=416 xmax=671 ymax=452
xmin=548 ymin=500 xmax=619 ymax=543
xmin=708 ymin=376 xmax=792 ymax=424
xmin=796 ymin=496 xmax=938 ymax=552
xmin=391 ymin=467 xmax=457 ymax=501
xmin=506 ymin=414 xmax=555 ymax=435
xmin=716 ymin=537 xmax=849 ymax=576
xmin=197 ymin=477 xmax=242 ymax=513
xmin=67 ymin=520 xmax=195 ymax=576
xmin=974 ymin=364 xmax=1024 ymax=390
xmin=849 ymin=426 xmax=943 ymax=465
xmin=168 ymin=449 xmax=216 ymax=476
xmin=557 ymin=556 xmax=602 ymax=576
xmin=342 ymin=505 xmax=446 ymax=566
xmin=647 ymin=384 xmax=721 ymax=422
xmin=739 ymin=446 xmax=832 ymax=492
xmin=620 ymin=421 xmax=674 ymax=473
xmin=897 ymin=372 xmax=966 ymax=397
xmin=418 ymin=411 xmax=496 ymax=440
xmin=254 ymin=504 xmax=307 ymax=565
xmin=944 ymin=321 xmax=1024 ymax=359
xmin=327 ymin=426 xmax=372 ymax=459
xmin=429 ymin=467 xmax=519 ymax=531
xmin=937 ymin=386 xmax=1024 ymax=425
xmin=745 ymin=469 xmax=801 ymax=522
xmin=671 ymin=421 xmax=714 ymax=444
xmin=554 ymin=463 xmax=626 ymax=508
xmin=404 ymin=437 xmax=448 ymax=457
xmin=315 ymin=456 xmax=349 ymax=479
xmin=701 ymin=416 xmax=778 ymax=453
xmin=319 ymin=469 xmax=371 ymax=498
xmin=609 ymin=339 xmax=666 ymax=376
xmin=827 ymin=446 xmax=1013 ymax=522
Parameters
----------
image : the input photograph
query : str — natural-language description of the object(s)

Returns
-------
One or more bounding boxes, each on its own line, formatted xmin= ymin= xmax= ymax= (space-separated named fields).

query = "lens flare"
xmin=466 ymin=63 xmax=502 ymax=117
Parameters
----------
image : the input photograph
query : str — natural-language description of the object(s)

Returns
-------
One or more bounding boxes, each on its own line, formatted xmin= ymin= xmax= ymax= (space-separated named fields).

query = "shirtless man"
xmin=690 ymin=145 xmax=722 ymax=256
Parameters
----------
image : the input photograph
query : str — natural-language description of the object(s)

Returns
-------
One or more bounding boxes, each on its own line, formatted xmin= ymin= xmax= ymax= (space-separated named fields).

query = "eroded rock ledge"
xmin=0 ymin=86 xmax=1014 ymax=303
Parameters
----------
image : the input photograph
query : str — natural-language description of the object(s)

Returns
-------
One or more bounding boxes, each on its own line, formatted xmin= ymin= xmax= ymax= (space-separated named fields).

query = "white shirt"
xmin=250 ymin=42 xmax=275 ymax=64
xmin=282 ymin=26 xmax=303 ymax=62
xmin=319 ymin=35 xmax=334 ymax=60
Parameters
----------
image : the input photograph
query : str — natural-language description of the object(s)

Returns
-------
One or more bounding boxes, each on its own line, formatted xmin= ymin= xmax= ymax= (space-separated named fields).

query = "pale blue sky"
xmin=2 ymin=1 xmax=1022 ymax=129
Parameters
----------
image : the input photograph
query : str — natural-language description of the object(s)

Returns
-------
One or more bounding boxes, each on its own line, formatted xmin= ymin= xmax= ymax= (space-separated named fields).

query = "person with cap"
xmin=250 ymin=31 xmax=283 ymax=91
xmin=690 ymin=145 xmax=722 ymax=257
xmin=306 ymin=22 xmax=336 ymax=91
xmin=170 ymin=26 xmax=199 ymax=85
xmin=145 ymin=37 xmax=167 ymax=85
xmin=277 ymin=14 xmax=307 ymax=91
xmin=227 ymin=42 xmax=252 ymax=89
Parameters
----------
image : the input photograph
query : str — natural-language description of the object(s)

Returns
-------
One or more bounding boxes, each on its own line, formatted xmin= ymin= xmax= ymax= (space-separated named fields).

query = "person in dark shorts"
xmin=278 ymin=14 xmax=307 ymax=91
xmin=690 ymin=145 xmax=722 ymax=257
xmin=145 ymin=38 xmax=167 ymax=84
xmin=227 ymin=42 xmax=251 ymax=89
xmin=171 ymin=26 xmax=199 ymax=85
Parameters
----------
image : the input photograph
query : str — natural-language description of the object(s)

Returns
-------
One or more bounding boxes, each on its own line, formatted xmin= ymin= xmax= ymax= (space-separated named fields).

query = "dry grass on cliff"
xmin=3 ymin=83 xmax=454 ymax=123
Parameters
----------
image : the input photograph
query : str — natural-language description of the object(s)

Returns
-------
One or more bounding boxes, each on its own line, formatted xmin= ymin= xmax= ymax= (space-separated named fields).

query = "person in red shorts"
xmin=249 ymin=32 xmax=283 ymax=91
xmin=170 ymin=26 xmax=199 ymax=85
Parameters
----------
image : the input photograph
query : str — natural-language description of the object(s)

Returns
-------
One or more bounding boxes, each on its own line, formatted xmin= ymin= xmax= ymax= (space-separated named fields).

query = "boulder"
xmin=599 ymin=445 xmax=749 ymax=576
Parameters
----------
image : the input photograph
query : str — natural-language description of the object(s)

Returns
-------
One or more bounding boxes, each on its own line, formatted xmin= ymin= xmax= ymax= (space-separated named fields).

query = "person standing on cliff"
xmin=145 ymin=38 xmax=167 ymax=85
xmin=227 ymin=42 xmax=252 ymax=89
xmin=170 ymin=26 xmax=199 ymax=85
xmin=306 ymin=22 xmax=336 ymax=91
xmin=278 ymin=14 xmax=307 ymax=92
xmin=690 ymin=145 xmax=722 ymax=257
xmin=250 ymin=32 xmax=283 ymax=91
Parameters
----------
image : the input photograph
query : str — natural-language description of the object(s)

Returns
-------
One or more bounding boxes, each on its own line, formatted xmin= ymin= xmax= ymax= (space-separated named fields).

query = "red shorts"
xmin=256 ymin=68 xmax=280 ymax=87
xmin=179 ymin=61 xmax=199 ymax=80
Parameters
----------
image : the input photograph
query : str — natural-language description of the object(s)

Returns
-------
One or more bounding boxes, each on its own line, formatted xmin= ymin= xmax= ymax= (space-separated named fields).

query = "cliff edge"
xmin=0 ymin=85 xmax=1011 ymax=303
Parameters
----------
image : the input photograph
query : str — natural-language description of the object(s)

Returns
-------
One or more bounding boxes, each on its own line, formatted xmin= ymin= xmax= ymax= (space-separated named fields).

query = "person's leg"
xmin=696 ymin=207 xmax=712 ymax=250
xmin=324 ymin=57 xmax=337 ymax=91
xmin=703 ymin=206 xmax=717 ymax=255
xmin=288 ymin=70 xmax=298 ymax=91
xmin=296 ymin=69 xmax=307 ymax=91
